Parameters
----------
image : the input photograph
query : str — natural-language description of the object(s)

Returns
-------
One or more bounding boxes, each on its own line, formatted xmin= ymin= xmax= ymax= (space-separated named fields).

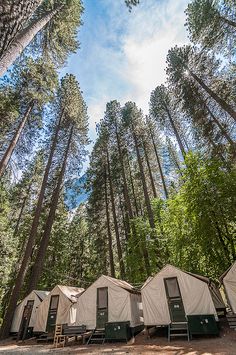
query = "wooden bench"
xmin=53 ymin=324 xmax=87 ymax=348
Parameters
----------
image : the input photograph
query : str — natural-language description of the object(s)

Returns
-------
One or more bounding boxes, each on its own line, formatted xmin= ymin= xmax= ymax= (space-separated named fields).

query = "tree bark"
xmin=206 ymin=105 xmax=235 ymax=148
xmin=142 ymin=140 xmax=157 ymax=198
xmin=207 ymin=135 xmax=227 ymax=163
xmin=132 ymin=125 xmax=155 ymax=229
xmin=0 ymin=112 xmax=62 ymax=339
xmin=13 ymin=180 xmax=33 ymax=239
xmin=0 ymin=101 xmax=34 ymax=176
xmin=0 ymin=4 xmax=63 ymax=76
xmin=106 ymin=149 xmax=125 ymax=279
xmin=126 ymin=155 xmax=139 ymax=217
xmin=104 ymin=167 xmax=115 ymax=277
xmin=149 ymin=129 xmax=168 ymax=198
xmin=0 ymin=0 xmax=43 ymax=58
xmin=121 ymin=192 xmax=131 ymax=240
xmin=188 ymin=69 xmax=236 ymax=122
xmin=164 ymin=104 xmax=186 ymax=158
xmin=167 ymin=140 xmax=182 ymax=174
xmin=27 ymin=126 xmax=73 ymax=292
xmin=220 ymin=16 xmax=236 ymax=28
xmin=114 ymin=124 xmax=134 ymax=219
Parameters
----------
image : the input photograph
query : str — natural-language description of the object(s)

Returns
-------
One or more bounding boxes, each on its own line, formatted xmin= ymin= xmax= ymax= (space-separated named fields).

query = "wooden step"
xmin=168 ymin=322 xmax=190 ymax=341
xmin=87 ymin=328 xmax=106 ymax=345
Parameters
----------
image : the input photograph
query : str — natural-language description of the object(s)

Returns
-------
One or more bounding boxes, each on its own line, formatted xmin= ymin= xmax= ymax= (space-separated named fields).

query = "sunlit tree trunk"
xmin=206 ymin=105 xmax=235 ymax=148
xmin=132 ymin=125 xmax=155 ymax=229
xmin=0 ymin=5 xmax=63 ymax=76
xmin=164 ymin=104 xmax=186 ymax=158
xmin=149 ymin=129 xmax=168 ymax=198
xmin=104 ymin=167 xmax=115 ymax=277
xmin=142 ymin=140 xmax=157 ymax=198
xmin=0 ymin=0 xmax=43 ymax=58
xmin=106 ymin=149 xmax=125 ymax=279
xmin=126 ymin=155 xmax=139 ymax=216
xmin=0 ymin=101 xmax=34 ymax=176
xmin=187 ymin=68 xmax=236 ymax=122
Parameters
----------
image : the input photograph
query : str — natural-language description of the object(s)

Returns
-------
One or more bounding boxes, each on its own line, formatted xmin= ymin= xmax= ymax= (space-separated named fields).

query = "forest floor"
xmin=0 ymin=326 xmax=235 ymax=355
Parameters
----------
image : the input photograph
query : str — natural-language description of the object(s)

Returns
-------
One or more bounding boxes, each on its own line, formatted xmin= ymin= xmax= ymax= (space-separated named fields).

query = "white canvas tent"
xmin=34 ymin=285 xmax=84 ymax=333
xmin=11 ymin=290 xmax=49 ymax=333
xmin=75 ymin=275 xmax=142 ymax=330
xmin=141 ymin=264 xmax=219 ymax=326
xmin=186 ymin=271 xmax=225 ymax=313
xmin=220 ymin=261 xmax=236 ymax=313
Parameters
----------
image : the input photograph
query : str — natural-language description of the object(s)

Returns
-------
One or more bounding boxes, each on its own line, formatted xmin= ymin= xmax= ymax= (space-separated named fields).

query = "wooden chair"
xmin=53 ymin=324 xmax=66 ymax=348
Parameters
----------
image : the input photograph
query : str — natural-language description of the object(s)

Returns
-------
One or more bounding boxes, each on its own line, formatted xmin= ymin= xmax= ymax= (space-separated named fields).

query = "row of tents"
xmin=11 ymin=262 xmax=236 ymax=341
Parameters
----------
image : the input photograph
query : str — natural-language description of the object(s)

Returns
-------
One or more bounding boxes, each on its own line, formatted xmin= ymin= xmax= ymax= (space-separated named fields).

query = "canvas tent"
xmin=11 ymin=290 xmax=49 ymax=337
xmin=34 ymin=285 xmax=84 ymax=334
xmin=75 ymin=275 xmax=142 ymax=330
xmin=141 ymin=264 xmax=220 ymax=326
xmin=220 ymin=261 xmax=236 ymax=313
xmin=186 ymin=271 xmax=225 ymax=314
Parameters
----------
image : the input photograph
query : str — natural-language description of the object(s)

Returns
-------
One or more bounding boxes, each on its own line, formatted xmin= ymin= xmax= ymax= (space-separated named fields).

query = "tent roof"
xmin=219 ymin=261 xmax=236 ymax=283
xmin=102 ymin=275 xmax=139 ymax=293
xmin=34 ymin=290 xmax=49 ymax=301
xmin=142 ymin=264 xmax=212 ymax=290
xmin=57 ymin=285 xmax=85 ymax=302
xmin=185 ymin=271 xmax=210 ymax=284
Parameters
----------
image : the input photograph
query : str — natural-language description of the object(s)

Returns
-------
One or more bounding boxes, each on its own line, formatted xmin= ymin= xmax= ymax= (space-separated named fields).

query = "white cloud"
xmin=120 ymin=0 xmax=189 ymax=113
xmin=83 ymin=0 xmax=190 ymax=129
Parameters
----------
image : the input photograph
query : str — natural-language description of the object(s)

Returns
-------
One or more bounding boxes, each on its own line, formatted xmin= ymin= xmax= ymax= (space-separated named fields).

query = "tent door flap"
xmin=46 ymin=295 xmax=59 ymax=334
xmin=96 ymin=287 xmax=108 ymax=329
xmin=18 ymin=300 xmax=34 ymax=340
xmin=164 ymin=277 xmax=186 ymax=322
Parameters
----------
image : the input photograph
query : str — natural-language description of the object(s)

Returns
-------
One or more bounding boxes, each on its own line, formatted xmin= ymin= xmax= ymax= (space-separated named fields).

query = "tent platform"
xmin=37 ymin=334 xmax=54 ymax=343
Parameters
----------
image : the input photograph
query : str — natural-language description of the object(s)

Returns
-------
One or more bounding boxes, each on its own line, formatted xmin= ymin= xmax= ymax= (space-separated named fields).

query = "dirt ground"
xmin=0 ymin=327 xmax=235 ymax=355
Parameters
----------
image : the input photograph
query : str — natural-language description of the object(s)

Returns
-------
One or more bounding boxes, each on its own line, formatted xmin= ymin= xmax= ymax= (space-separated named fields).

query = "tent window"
xmin=50 ymin=295 xmax=59 ymax=310
xmin=97 ymin=287 xmax=108 ymax=309
xmin=165 ymin=277 xmax=181 ymax=298
xmin=27 ymin=300 xmax=34 ymax=307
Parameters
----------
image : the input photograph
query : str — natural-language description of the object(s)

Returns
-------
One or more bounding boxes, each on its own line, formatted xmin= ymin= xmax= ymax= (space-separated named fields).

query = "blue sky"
xmin=61 ymin=0 xmax=190 ymax=172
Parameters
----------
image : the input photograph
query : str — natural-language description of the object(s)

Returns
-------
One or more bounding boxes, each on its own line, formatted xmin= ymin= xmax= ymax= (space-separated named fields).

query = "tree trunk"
xmin=126 ymin=155 xmax=139 ymax=216
xmin=0 ymin=112 xmax=62 ymax=339
xmin=27 ymin=126 xmax=73 ymax=291
xmin=207 ymin=135 xmax=227 ymax=163
xmin=106 ymin=149 xmax=125 ymax=279
xmin=0 ymin=4 xmax=63 ymax=76
xmin=132 ymin=125 xmax=155 ymax=229
xmin=0 ymin=101 xmax=34 ymax=176
xmin=13 ymin=183 xmax=32 ymax=239
xmin=142 ymin=140 xmax=157 ymax=198
xmin=104 ymin=167 xmax=115 ymax=277
xmin=220 ymin=16 xmax=236 ymax=28
xmin=164 ymin=105 xmax=186 ymax=158
xmin=120 ymin=192 xmax=130 ymax=241
xmin=188 ymin=69 xmax=236 ymax=122
xmin=13 ymin=196 xmax=27 ymax=237
xmin=115 ymin=125 xmax=134 ymax=219
xmin=206 ymin=105 xmax=235 ymax=148
xmin=130 ymin=128 xmax=154 ymax=273
xmin=149 ymin=129 xmax=168 ymax=198
xmin=167 ymin=140 xmax=182 ymax=174
xmin=0 ymin=0 xmax=43 ymax=58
